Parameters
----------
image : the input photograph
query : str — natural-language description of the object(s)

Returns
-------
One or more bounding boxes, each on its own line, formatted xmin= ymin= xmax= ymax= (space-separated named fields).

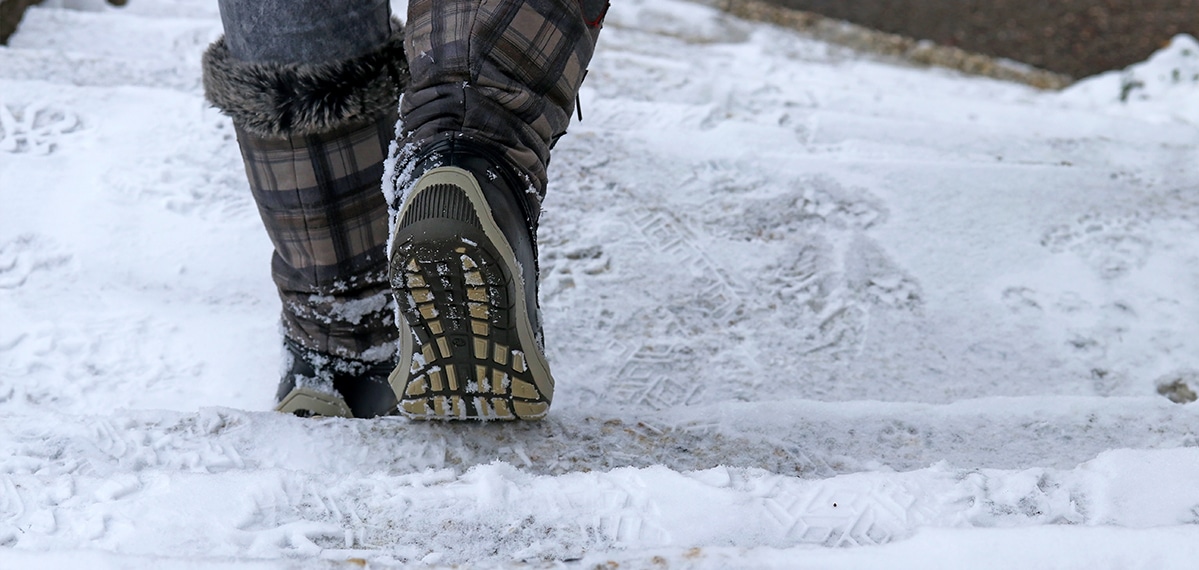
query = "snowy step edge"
xmin=2 ymin=449 xmax=1198 ymax=562
xmin=577 ymin=526 xmax=1199 ymax=570
xmin=0 ymin=396 xmax=1195 ymax=479
xmin=5 ymin=528 xmax=1199 ymax=570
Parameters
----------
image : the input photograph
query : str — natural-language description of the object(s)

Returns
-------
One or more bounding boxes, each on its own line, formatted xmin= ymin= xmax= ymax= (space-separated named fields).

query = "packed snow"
xmin=3 ymin=0 xmax=1199 ymax=567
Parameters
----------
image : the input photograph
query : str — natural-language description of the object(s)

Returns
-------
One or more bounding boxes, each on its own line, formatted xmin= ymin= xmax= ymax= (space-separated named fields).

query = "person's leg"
xmin=387 ymin=0 xmax=607 ymax=420
xmin=216 ymin=0 xmax=391 ymax=66
xmin=202 ymin=0 xmax=409 ymax=418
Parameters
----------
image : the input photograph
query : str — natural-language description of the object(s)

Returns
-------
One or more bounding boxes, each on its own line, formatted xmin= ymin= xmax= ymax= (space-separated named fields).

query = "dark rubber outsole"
xmin=388 ymin=167 xmax=553 ymax=420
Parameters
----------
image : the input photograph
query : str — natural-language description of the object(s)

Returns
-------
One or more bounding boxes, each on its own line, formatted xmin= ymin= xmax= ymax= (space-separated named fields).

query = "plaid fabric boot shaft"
xmin=399 ymin=0 xmax=607 ymax=205
xmin=233 ymin=118 xmax=397 ymax=362
xmin=203 ymin=14 xmax=410 ymax=417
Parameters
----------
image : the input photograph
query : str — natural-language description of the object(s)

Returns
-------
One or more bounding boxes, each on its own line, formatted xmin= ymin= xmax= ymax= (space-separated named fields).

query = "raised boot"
xmin=388 ymin=139 xmax=551 ymax=420
xmin=388 ymin=0 xmax=607 ymax=420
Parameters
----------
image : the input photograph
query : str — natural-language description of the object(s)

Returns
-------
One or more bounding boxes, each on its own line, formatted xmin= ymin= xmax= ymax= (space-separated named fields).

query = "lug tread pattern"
xmin=392 ymin=212 xmax=549 ymax=421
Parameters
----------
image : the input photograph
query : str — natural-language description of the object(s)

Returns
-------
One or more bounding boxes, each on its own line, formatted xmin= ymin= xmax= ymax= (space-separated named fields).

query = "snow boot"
xmin=388 ymin=139 xmax=552 ymax=420
xmin=276 ymin=338 xmax=398 ymax=418
xmin=202 ymin=2 xmax=409 ymax=418
xmin=388 ymin=0 xmax=607 ymax=420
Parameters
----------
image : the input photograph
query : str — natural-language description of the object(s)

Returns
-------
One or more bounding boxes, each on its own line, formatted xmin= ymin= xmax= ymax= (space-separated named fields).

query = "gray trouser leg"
xmin=217 ymin=0 xmax=392 ymax=64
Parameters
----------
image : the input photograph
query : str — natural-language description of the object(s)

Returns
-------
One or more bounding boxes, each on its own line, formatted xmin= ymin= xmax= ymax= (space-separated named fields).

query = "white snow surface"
xmin=4 ymin=0 xmax=1199 ymax=567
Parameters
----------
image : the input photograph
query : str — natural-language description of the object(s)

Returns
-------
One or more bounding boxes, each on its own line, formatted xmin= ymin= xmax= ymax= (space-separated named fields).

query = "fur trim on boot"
xmin=202 ymin=20 xmax=408 ymax=138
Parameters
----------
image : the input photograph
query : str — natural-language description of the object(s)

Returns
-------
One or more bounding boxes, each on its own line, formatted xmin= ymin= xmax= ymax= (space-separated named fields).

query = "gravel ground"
xmin=762 ymin=0 xmax=1199 ymax=78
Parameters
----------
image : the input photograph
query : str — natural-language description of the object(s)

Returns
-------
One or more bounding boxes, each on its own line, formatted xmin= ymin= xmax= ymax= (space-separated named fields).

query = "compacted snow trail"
xmin=4 ymin=0 xmax=1199 ymax=567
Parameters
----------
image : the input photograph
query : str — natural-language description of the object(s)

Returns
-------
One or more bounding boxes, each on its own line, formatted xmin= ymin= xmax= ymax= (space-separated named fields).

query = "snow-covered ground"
xmin=4 ymin=0 xmax=1199 ymax=567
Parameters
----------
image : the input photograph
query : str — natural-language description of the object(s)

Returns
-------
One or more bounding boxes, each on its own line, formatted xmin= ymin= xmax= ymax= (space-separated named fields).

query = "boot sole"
xmin=275 ymin=388 xmax=354 ymax=418
xmin=388 ymin=167 xmax=553 ymax=420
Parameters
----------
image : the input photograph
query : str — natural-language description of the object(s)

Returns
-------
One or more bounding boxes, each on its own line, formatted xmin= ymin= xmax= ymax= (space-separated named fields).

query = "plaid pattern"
xmin=235 ymin=113 xmax=398 ymax=362
xmin=400 ymin=0 xmax=603 ymax=209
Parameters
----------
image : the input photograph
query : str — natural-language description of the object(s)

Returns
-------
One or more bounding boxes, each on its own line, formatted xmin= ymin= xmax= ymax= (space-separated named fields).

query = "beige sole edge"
xmin=275 ymin=387 xmax=354 ymax=418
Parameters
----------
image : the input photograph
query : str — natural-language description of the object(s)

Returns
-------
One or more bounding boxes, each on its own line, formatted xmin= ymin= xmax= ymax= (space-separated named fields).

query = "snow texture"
xmin=3 ymin=0 xmax=1199 ymax=567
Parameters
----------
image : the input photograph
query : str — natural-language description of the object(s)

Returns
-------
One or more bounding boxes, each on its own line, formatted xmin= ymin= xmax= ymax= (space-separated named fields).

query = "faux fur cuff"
xmin=202 ymin=21 xmax=408 ymax=138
